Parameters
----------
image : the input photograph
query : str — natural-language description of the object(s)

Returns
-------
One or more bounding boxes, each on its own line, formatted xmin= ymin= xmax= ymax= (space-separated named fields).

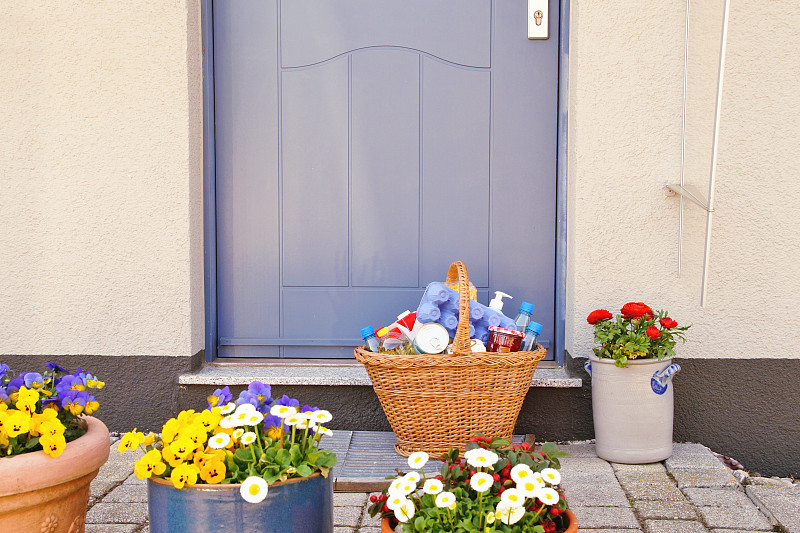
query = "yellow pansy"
xmin=197 ymin=409 xmax=223 ymax=432
xmin=199 ymin=459 xmax=226 ymax=484
xmin=142 ymin=432 xmax=157 ymax=446
xmin=28 ymin=409 xmax=57 ymax=437
xmin=134 ymin=449 xmax=167 ymax=479
xmin=40 ymin=434 xmax=67 ymax=457
xmin=265 ymin=425 xmax=283 ymax=441
xmin=87 ymin=378 xmax=105 ymax=389
xmin=161 ymin=418 xmax=181 ymax=443
xmin=170 ymin=463 xmax=200 ymax=489
xmin=38 ymin=418 xmax=65 ymax=440
xmin=5 ymin=410 xmax=31 ymax=438
xmin=118 ymin=429 xmax=145 ymax=453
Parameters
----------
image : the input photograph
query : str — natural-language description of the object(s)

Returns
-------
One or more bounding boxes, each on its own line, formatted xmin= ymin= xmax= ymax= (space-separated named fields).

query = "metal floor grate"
xmin=324 ymin=431 xmax=527 ymax=491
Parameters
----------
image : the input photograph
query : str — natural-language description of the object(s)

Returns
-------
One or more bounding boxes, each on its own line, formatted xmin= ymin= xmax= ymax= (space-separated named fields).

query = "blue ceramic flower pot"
xmin=147 ymin=472 xmax=333 ymax=533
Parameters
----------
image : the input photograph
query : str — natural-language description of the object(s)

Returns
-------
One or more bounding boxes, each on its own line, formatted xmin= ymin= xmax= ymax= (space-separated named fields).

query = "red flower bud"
xmin=521 ymin=442 xmax=530 ymax=450
xmin=551 ymin=508 xmax=560 ymax=515
xmin=587 ymin=309 xmax=613 ymax=324
xmin=493 ymin=473 xmax=500 ymax=482
xmin=646 ymin=326 xmax=661 ymax=339
xmin=370 ymin=495 xmax=378 ymax=503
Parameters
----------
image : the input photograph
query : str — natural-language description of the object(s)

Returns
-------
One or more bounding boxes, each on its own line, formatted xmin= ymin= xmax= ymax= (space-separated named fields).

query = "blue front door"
xmin=213 ymin=0 xmax=560 ymax=358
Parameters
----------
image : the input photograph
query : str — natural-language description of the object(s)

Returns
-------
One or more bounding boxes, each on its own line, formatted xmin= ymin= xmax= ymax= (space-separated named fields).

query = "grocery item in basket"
xmin=486 ymin=326 xmax=524 ymax=353
xmin=412 ymin=323 xmax=449 ymax=354
xmin=521 ymin=321 xmax=543 ymax=351
xmin=416 ymin=282 xmax=516 ymax=340
xmin=360 ymin=326 xmax=380 ymax=352
xmin=513 ymin=301 xmax=535 ymax=333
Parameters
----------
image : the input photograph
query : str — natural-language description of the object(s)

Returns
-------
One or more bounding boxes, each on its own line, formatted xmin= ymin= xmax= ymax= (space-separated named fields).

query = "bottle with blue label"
xmin=513 ymin=302 xmax=535 ymax=333
xmin=360 ymin=326 xmax=380 ymax=352
xmin=521 ymin=321 xmax=543 ymax=351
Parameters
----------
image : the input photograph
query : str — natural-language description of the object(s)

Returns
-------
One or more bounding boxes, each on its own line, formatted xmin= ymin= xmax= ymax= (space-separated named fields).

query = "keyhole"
xmin=534 ymin=10 xmax=543 ymax=26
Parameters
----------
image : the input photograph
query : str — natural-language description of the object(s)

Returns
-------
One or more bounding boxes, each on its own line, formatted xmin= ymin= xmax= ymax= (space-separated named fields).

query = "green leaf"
xmin=296 ymin=463 xmax=313 ymax=477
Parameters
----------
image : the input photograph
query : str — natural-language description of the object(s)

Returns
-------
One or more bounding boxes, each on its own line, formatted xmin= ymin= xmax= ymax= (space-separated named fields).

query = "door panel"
xmin=214 ymin=0 xmax=560 ymax=358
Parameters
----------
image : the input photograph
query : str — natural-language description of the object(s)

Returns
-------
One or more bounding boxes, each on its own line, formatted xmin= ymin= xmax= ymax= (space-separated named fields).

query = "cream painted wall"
xmin=566 ymin=0 xmax=800 ymax=359
xmin=0 ymin=1 xmax=204 ymax=356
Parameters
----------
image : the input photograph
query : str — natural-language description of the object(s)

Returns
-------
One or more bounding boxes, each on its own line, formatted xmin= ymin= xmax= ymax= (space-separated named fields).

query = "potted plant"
xmin=368 ymin=435 xmax=577 ymax=533
xmin=0 ymin=362 xmax=109 ymax=533
xmin=584 ymin=302 xmax=690 ymax=463
xmin=119 ymin=382 xmax=338 ymax=533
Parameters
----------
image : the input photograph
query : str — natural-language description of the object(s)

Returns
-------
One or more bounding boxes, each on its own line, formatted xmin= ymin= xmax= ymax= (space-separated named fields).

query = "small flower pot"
xmin=586 ymin=354 xmax=681 ymax=463
xmin=147 ymin=471 xmax=333 ymax=533
xmin=0 ymin=416 xmax=110 ymax=533
xmin=381 ymin=508 xmax=578 ymax=532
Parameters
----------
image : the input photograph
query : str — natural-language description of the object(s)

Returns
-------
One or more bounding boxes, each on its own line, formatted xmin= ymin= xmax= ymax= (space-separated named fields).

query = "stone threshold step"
xmin=179 ymin=360 xmax=581 ymax=388
xmin=325 ymin=431 xmax=532 ymax=492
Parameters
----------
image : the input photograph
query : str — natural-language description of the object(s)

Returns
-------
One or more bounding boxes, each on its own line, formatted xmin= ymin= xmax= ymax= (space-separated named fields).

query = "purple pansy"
xmin=24 ymin=372 xmax=46 ymax=389
xmin=207 ymin=386 xmax=233 ymax=409
xmin=0 ymin=363 xmax=10 ymax=380
xmin=45 ymin=362 xmax=68 ymax=373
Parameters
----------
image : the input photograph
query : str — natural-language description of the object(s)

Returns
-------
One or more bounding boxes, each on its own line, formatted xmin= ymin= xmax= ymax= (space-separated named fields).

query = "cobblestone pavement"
xmin=88 ymin=439 xmax=799 ymax=532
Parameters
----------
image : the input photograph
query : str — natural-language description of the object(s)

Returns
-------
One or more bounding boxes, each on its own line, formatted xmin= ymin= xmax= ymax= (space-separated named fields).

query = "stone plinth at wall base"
xmin=0 ymin=416 xmax=110 ymax=533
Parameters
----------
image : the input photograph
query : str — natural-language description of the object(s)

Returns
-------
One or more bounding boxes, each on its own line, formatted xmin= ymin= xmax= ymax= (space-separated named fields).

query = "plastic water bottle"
xmin=521 ymin=321 xmax=543 ymax=351
xmin=514 ymin=302 xmax=535 ymax=333
xmin=360 ymin=326 xmax=380 ymax=352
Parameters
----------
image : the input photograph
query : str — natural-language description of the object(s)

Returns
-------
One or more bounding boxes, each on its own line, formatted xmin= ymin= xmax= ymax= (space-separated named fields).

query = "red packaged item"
xmin=486 ymin=326 xmax=523 ymax=353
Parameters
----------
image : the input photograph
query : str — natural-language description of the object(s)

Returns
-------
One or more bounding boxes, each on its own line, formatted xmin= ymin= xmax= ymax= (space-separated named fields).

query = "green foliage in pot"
xmin=587 ymin=302 xmax=690 ymax=367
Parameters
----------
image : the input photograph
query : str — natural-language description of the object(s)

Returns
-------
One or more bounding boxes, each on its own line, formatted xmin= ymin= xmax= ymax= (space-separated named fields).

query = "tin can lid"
xmin=489 ymin=326 xmax=524 ymax=337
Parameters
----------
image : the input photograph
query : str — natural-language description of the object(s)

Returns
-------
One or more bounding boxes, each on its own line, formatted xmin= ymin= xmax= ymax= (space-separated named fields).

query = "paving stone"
xmin=666 ymin=454 xmax=727 ymax=471
xmin=334 ymin=505 xmax=364 ymax=526
xmin=616 ymin=471 xmax=675 ymax=485
xmin=613 ymin=463 xmax=667 ymax=474
xmin=334 ymin=527 xmax=356 ymax=533
xmin=747 ymin=476 xmax=794 ymax=487
xmin=682 ymin=488 xmax=752 ymax=508
xmin=570 ymin=506 xmax=640 ymax=529
xmin=579 ymin=530 xmax=643 ymax=533
xmin=671 ymin=444 xmax=713 ymax=457
xmin=559 ymin=457 xmax=616 ymax=475
xmin=696 ymin=506 xmax=772 ymax=531
xmin=356 ymin=528 xmax=382 ymax=533
xmin=620 ymin=480 xmax=688 ymax=502
xmin=85 ymin=502 xmax=148 ymax=524
xmin=90 ymin=477 xmax=124 ymax=499
xmin=635 ymin=500 xmax=698 ymax=520
xmin=122 ymin=474 xmax=146 ymax=485
xmin=746 ymin=485 xmax=800 ymax=533
xmin=334 ymin=492 xmax=369 ymax=507
xmin=84 ymin=525 xmax=140 ymax=533
xmin=560 ymin=442 xmax=599 ymax=458
xmin=103 ymin=484 xmax=148 ymax=503
xmin=643 ymin=520 xmax=709 ymax=533
xmin=562 ymin=483 xmax=631 ymax=507
xmin=561 ymin=470 xmax=621 ymax=489
xmin=671 ymin=468 xmax=740 ymax=489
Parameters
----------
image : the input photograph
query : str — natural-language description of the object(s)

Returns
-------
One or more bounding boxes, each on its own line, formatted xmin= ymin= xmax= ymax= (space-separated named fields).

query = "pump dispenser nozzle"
xmin=488 ymin=291 xmax=513 ymax=311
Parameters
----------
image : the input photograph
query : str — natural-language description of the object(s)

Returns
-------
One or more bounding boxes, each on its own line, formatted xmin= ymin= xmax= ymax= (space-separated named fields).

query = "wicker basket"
xmin=354 ymin=261 xmax=546 ymax=457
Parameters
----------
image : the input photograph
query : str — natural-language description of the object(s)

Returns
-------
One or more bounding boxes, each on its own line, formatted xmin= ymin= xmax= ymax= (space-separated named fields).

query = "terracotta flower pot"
xmin=0 ymin=416 xmax=110 ymax=533
xmin=381 ymin=508 xmax=578 ymax=532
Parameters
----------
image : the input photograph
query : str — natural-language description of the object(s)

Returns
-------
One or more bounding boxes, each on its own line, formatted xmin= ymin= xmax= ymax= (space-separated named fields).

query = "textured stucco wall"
xmin=566 ymin=0 xmax=800 ymax=359
xmin=0 ymin=1 xmax=204 ymax=356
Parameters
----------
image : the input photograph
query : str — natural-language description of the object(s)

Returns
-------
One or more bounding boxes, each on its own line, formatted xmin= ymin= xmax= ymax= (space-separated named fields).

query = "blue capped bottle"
xmin=521 ymin=321 xmax=543 ymax=351
xmin=360 ymin=326 xmax=380 ymax=352
xmin=514 ymin=302 xmax=535 ymax=333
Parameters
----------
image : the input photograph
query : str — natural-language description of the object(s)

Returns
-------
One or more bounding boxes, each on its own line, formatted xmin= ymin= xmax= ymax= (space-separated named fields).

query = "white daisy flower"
xmin=208 ymin=432 xmax=231 ymax=449
xmin=396 ymin=499 xmax=416 ymax=522
xmin=232 ymin=428 xmax=245 ymax=440
xmin=470 ymin=472 xmax=494 ymax=493
xmin=240 ymin=476 xmax=269 ymax=503
xmin=316 ymin=426 xmax=333 ymax=437
xmin=486 ymin=511 xmax=496 ymax=525
xmin=423 ymin=478 xmax=443 ymax=495
xmin=246 ymin=412 xmax=264 ymax=426
xmin=235 ymin=403 xmax=257 ymax=414
xmin=407 ymin=451 xmax=429 ymax=470
xmin=435 ymin=491 xmax=455 ymax=508
xmin=398 ymin=480 xmax=416 ymax=496
xmin=496 ymin=501 xmax=525 ymax=525
xmin=219 ymin=415 xmax=236 ymax=429
xmin=310 ymin=410 xmax=333 ymax=424
xmin=283 ymin=414 xmax=302 ymax=427
xmin=270 ymin=405 xmax=297 ymax=418
xmin=295 ymin=419 xmax=310 ymax=430
xmin=538 ymin=487 xmax=560 ymax=505
xmin=500 ymin=488 xmax=526 ymax=507
xmin=403 ymin=471 xmax=421 ymax=484
xmin=220 ymin=402 xmax=236 ymax=415
xmin=510 ymin=464 xmax=533 ymax=483
xmin=386 ymin=494 xmax=407 ymax=511
xmin=240 ymin=432 xmax=257 ymax=445
xmin=449 ymin=501 xmax=456 ymax=510
xmin=517 ymin=478 xmax=545 ymax=498
xmin=466 ymin=449 xmax=500 ymax=469
xmin=541 ymin=467 xmax=561 ymax=486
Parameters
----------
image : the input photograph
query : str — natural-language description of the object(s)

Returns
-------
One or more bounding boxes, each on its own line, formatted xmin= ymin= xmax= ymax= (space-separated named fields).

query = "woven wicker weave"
xmin=354 ymin=261 xmax=546 ymax=457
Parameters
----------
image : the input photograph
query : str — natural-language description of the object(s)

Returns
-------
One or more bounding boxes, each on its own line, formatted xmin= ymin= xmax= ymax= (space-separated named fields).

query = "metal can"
xmin=412 ymin=323 xmax=450 ymax=354
xmin=486 ymin=326 xmax=523 ymax=353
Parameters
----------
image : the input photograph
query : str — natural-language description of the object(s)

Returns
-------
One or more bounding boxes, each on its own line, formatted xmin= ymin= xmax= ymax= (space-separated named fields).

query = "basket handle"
xmin=445 ymin=261 xmax=472 ymax=354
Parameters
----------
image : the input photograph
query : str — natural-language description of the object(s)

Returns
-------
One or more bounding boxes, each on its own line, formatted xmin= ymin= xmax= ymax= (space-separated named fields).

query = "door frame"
xmin=201 ymin=0 xmax=571 ymax=365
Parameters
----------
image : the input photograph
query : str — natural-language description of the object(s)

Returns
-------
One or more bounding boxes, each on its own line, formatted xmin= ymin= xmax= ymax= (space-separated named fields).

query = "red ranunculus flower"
xmin=660 ymin=317 xmax=678 ymax=329
xmin=587 ymin=309 xmax=613 ymax=324
xmin=621 ymin=302 xmax=653 ymax=320
xmin=646 ymin=326 xmax=661 ymax=339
